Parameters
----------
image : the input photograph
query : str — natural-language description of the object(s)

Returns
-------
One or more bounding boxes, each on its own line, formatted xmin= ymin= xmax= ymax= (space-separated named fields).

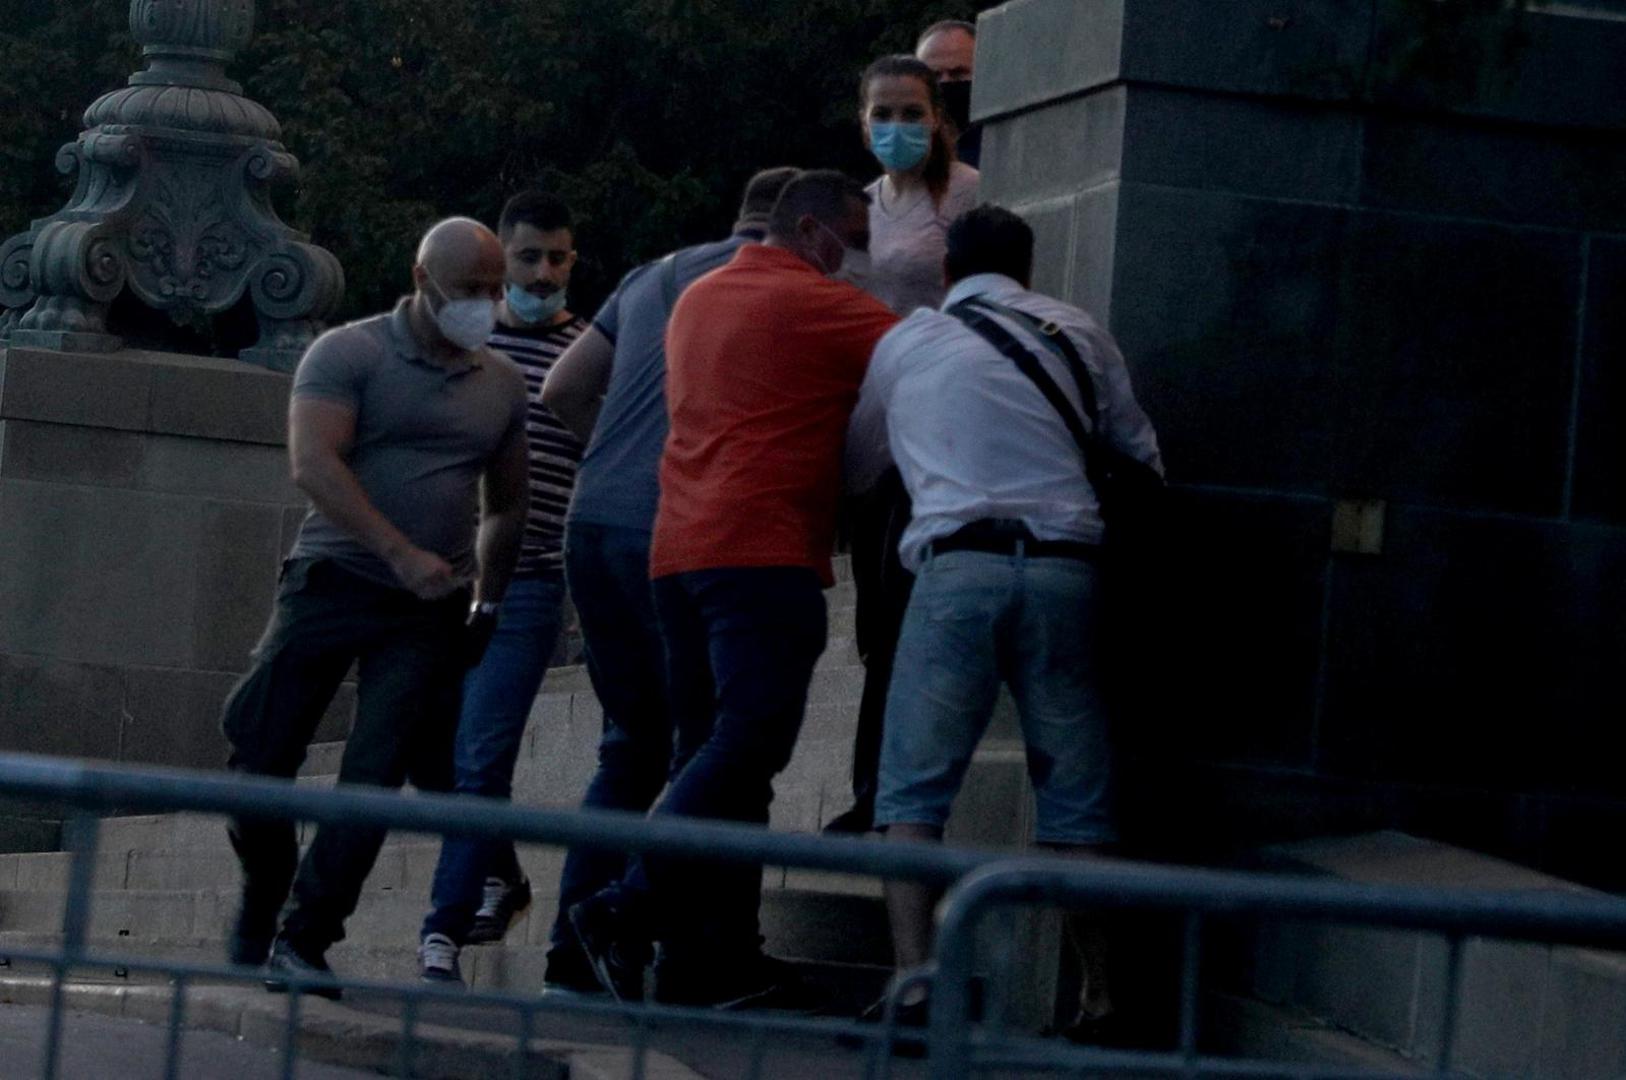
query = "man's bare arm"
xmin=472 ymin=415 xmax=530 ymax=607
xmin=288 ymin=396 xmax=459 ymax=599
xmin=540 ymin=325 xmax=615 ymax=442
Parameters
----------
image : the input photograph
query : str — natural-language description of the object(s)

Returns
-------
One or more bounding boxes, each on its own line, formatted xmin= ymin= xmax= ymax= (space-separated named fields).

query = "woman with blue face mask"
xmin=821 ymin=56 xmax=981 ymax=845
xmin=850 ymin=54 xmax=980 ymax=318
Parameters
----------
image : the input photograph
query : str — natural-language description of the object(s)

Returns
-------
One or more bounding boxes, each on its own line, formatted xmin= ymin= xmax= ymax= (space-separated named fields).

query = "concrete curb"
xmin=0 ymin=975 xmax=704 ymax=1080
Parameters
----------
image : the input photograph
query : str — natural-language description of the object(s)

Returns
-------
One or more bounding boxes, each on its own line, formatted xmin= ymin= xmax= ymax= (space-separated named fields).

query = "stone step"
xmin=0 ymin=870 xmax=891 ymax=994
xmin=1244 ymin=831 xmax=1626 ymax=1078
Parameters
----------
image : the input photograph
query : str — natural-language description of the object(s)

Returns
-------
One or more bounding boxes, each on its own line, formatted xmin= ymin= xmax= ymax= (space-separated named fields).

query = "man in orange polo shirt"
xmin=569 ymin=170 xmax=899 ymax=1010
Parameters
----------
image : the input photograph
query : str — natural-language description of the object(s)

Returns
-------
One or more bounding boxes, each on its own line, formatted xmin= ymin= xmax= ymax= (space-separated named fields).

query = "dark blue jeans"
xmin=623 ymin=566 xmax=827 ymax=964
xmin=422 ymin=573 xmax=566 ymax=943
xmin=547 ymin=522 xmax=677 ymax=956
xmin=222 ymin=559 xmax=466 ymax=957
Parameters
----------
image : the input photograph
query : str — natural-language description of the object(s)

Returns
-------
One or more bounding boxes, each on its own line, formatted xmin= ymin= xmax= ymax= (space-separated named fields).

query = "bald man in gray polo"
xmin=221 ymin=218 xmax=530 ymax=996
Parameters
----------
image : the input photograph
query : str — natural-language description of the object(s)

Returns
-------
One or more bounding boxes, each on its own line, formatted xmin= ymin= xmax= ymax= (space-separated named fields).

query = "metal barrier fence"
xmin=3 ymin=752 xmax=1626 ymax=1080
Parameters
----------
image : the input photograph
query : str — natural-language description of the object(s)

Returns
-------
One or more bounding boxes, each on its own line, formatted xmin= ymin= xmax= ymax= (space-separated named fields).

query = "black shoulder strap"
xmin=961 ymin=297 xmax=1102 ymax=430
xmin=659 ymin=252 xmax=681 ymax=313
xmin=944 ymin=300 xmax=1101 ymax=473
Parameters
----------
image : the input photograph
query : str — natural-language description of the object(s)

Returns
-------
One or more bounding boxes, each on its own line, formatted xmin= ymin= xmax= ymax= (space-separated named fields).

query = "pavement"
xmin=0 ymin=1002 xmax=378 ymax=1079
xmin=0 ymin=973 xmax=929 ymax=1080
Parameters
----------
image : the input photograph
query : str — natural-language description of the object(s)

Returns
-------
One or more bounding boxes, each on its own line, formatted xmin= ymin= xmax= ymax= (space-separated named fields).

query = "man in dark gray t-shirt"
xmin=220 ymin=217 xmax=529 ymax=996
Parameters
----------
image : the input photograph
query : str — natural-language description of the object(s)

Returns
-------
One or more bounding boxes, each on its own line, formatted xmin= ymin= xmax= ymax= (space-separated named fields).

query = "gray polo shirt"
xmin=287 ymin=299 xmax=528 ymax=589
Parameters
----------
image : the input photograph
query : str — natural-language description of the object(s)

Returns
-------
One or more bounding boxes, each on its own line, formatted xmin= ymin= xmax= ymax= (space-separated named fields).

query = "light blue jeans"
xmin=875 ymin=548 xmax=1117 ymax=846
xmin=422 ymin=573 xmax=565 ymax=942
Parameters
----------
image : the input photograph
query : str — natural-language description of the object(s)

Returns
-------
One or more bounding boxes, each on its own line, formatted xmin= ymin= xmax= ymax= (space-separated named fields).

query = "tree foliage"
xmin=0 ymin=0 xmax=997 ymax=321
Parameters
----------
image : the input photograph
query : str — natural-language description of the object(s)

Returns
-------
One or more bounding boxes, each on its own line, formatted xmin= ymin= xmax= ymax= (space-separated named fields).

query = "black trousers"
xmin=848 ymin=470 xmax=916 ymax=809
xmin=221 ymin=558 xmax=467 ymax=956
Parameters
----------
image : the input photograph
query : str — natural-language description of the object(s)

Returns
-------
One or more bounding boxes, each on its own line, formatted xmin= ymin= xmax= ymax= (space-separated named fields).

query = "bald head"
xmin=415 ymin=217 xmax=504 ymax=281
xmin=411 ymin=216 xmax=505 ymax=318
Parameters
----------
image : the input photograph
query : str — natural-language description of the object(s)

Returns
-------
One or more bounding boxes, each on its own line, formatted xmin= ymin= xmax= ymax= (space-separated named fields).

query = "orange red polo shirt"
xmin=651 ymin=244 xmax=900 ymax=585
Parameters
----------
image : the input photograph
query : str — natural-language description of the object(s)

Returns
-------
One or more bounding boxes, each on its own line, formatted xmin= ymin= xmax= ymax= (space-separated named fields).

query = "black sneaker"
xmin=263 ymin=937 xmax=343 ymax=1001
xmin=567 ymin=895 xmax=647 ymax=1003
xmin=466 ymin=876 xmax=532 ymax=945
xmin=541 ymin=945 xmax=608 ymax=998
xmin=227 ymin=933 xmax=272 ymax=969
xmin=417 ymin=932 xmax=464 ymax=986
xmin=656 ymin=953 xmax=830 ymax=1013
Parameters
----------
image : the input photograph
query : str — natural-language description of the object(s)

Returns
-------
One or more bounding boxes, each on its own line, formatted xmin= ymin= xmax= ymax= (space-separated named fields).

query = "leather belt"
xmin=927 ymin=519 xmax=1101 ymax=562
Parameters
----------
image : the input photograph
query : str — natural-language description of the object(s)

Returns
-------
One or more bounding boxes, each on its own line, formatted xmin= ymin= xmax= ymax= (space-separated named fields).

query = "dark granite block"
xmin=1359 ymin=116 xmax=1626 ymax=233
xmin=0 ymin=479 xmax=200 ymax=667
xmin=1069 ymin=181 xmax=1120 ymax=328
xmin=1016 ymin=195 xmax=1081 ymax=313
xmin=1121 ymin=87 xmax=1363 ymax=204
xmin=1319 ymin=510 xmax=1626 ymax=795
xmin=0 ymin=420 xmax=145 ymax=488
xmin=192 ymin=501 xmax=284 ymax=673
xmin=1110 ymin=183 xmax=1347 ymax=493
xmin=1119 ymin=488 xmax=1331 ymax=769
xmin=0 ymin=654 xmax=124 ymax=760
xmin=1121 ymin=0 xmax=1370 ymax=103
xmin=974 ymin=0 xmax=1124 ymax=121
xmin=120 ymin=667 xmax=237 ymax=771
xmin=1571 ymin=236 xmax=1626 ymax=524
xmin=1367 ymin=0 xmax=1626 ymax=133
xmin=979 ymin=87 xmax=1125 ymax=206
xmin=0 ymin=347 xmax=154 ymax=431
xmin=1328 ymin=213 xmax=1580 ymax=516
xmin=147 ymin=358 xmax=289 ymax=446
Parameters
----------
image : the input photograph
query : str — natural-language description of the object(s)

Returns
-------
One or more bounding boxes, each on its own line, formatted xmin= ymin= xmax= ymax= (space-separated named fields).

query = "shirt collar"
xmin=389 ymin=297 xmax=485 ymax=375
xmin=942 ymin=273 xmax=1025 ymax=310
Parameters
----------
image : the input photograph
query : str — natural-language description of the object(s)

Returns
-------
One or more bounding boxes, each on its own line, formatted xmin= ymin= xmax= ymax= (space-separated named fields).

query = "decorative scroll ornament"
xmin=0 ymin=0 xmax=342 ymax=371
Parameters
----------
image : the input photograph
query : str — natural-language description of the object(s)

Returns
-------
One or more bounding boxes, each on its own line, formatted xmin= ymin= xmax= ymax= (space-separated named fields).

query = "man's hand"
xmin=460 ymin=606 xmax=500 ymax=669
xmin=390 ymin=546 xmax=461 ymax=600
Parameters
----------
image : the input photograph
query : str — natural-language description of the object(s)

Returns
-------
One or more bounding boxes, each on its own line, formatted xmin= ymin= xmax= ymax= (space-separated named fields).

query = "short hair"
xmin=767 ymin=170 xmax=870 ymax=239
xmin=916 ymin=19 xmax=976 ymax=49
xmin=738 ymin=166 xmax=801 ymax=223
xmin=498 ymin=191 xmax=573 ymax=239
xmin=945 ymin=205 xmax=1035 ymax=285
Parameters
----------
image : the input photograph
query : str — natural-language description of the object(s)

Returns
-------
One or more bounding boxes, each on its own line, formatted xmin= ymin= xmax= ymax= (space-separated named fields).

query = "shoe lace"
xmin=420 ymin=933 xmax=459 ymax=971
xmin=476 ymin=877 xmax=507 ymax=918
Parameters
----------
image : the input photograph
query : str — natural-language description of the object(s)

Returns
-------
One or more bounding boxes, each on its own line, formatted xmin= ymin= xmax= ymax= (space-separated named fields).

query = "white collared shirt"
xmin=847 ymin=273 xmax=1163 ymax=571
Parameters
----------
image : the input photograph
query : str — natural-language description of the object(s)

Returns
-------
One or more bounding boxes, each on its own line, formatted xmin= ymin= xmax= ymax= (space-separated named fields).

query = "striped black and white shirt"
xmin=488 ymin=315 xmax=588 ymax=577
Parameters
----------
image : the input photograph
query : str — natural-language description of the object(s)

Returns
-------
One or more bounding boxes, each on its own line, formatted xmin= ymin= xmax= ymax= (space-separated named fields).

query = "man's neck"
xmin=406 ymin=294 xmax=468 ymax=366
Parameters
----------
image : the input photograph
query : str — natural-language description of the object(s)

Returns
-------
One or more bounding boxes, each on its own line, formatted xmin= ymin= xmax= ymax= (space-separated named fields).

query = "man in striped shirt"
xmin=418 ymin=192 xmax=588 ymax=983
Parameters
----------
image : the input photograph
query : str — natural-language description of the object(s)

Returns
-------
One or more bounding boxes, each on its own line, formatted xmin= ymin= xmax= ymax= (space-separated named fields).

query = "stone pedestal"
xmin=973 ymin=0 xmax=1626 ymax=888
xmin=0 ymin=345 xmax=350 ymax=845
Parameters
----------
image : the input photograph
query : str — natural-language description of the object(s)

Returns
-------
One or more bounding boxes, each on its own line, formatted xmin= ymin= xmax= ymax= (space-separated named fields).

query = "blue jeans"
xmin=547 ymin=522 xmax=676 ymax=957
xmin=875 ymin=549 xmax=1118 ymax=846
xmin=608 ymin=566 xmax=827 ymax=964
xmin=422 ymin=573 xmax=565 ymax=943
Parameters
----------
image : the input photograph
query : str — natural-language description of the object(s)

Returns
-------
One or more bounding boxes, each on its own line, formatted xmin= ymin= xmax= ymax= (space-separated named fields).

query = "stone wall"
xmin=974 ymin=0 xmax=1626 ymax=889
xmin=0 ymin=345 xmax=349 ymax=846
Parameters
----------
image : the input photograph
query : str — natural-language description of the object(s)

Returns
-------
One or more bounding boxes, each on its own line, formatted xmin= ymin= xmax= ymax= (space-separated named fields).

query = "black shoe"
xmin=466 ymin=876 xmax=532 ymax=945
xmin=656 ymin=953 xmax=830 ymax=1013
xmin=228 ymin=934 xmax=272 ymax=969
xmin=263 ymin=937 xmax=343 ymax=1001
xmin=567 ymin=895 xmax=647 ymax=1003
xmin=541 ymin=945 xmax=608 ymax=998
xmin=841 ymin=992 xmax=928 ymax=1057
xmin=1059 ymin=1007 xmax=1133 ymax=1048
xmin=822 ymin=801 xmax=875 ymax=835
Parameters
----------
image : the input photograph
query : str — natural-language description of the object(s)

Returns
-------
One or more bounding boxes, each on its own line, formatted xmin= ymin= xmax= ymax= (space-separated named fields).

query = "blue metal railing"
xmin=3 ymin=752 xmax=1626 ymax=1080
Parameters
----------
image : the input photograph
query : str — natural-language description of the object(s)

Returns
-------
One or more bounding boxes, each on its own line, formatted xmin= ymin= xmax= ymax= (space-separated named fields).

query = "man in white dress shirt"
xmin=846 ymin=204 xmax=1163 ymax=1037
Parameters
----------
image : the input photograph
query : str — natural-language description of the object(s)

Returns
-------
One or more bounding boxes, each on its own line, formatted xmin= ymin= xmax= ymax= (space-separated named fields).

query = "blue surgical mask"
xmin=506 ymin=282 xmax=566 ymax=325
xmin=869 ymin=121 xmax=932 ymax=173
